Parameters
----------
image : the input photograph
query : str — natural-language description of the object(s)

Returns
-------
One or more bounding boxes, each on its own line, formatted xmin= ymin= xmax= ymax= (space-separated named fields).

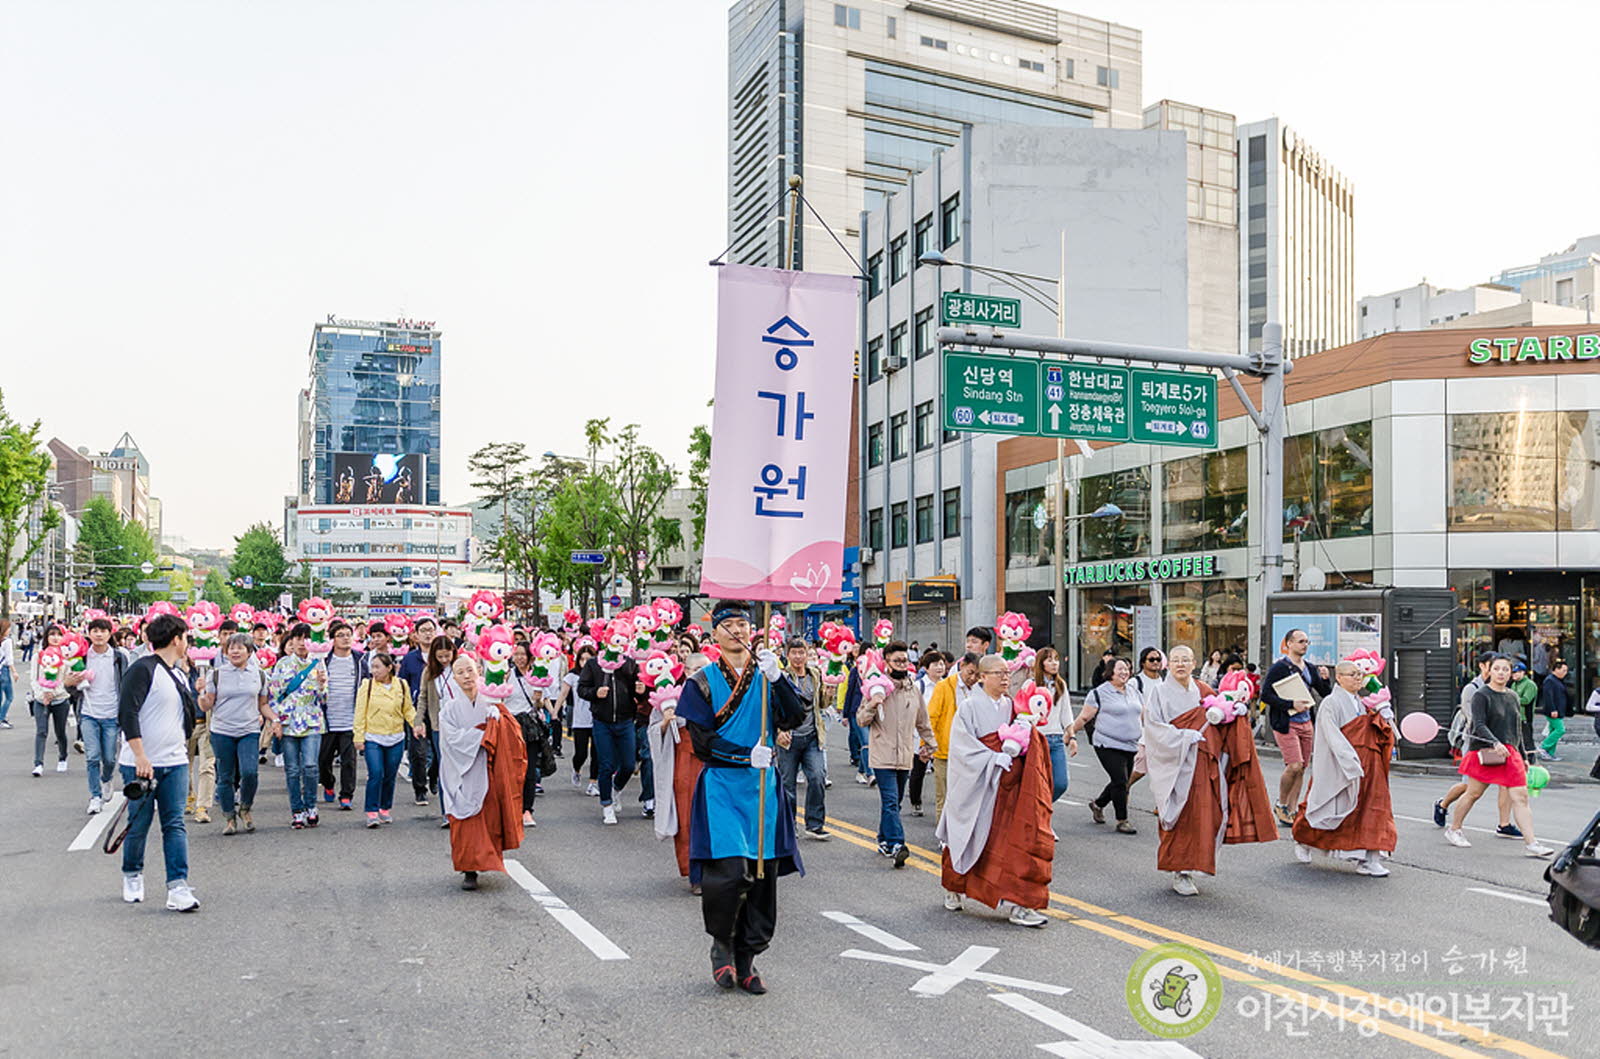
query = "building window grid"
xmin=915 ymin=495 xmax=935 ymax=544
xmin=940 ymin=195 xmax=960 ymax=248
xmin=914 ymin=307 xmax=934 ymax=359
xmin=890 ymin=412 xmax=908 ymax=460
xmin=889 ymin=323 xmax=907 ymax=364
xmin=914 ymin=214 xmax=933 ymax=264
xmin=868 ymin=508 xmax=884 ymax=551
xmin=867 ymin=336 xmax=883 ymax=382
xmin=891 ymin=502 xmax=909 ymax=548
xmin=890 ymin=235 xmax=907 ymax=283
xmin=942 ymin=487 xmax=961 ymax=538
xmin=914 ymin=400 xmax=934 ymax=451
xmin=867 ymin=422 xmax=884 ymax=468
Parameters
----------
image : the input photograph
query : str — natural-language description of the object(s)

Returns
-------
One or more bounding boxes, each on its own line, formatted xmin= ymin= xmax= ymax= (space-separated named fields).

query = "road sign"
xmin=242 ymin=575 xmax=254 ymax=588
xmin=135 ymin=579 xmax=170 ymax=592
xmin=76 ymin=579 xmax=98 ymax=588
xmin=170 ymin=590 xmax=189 ymax=602
xmin=942 ymin=352 xmax=1039 ymax=436
xmin=1129 ymin=368 xmax=1217 ymax=449
xmin=608 ymin=595 xmax=623 ymax=608
xmin=139 ymin=561 xmax=155 ymax=575
xmin=1039 ymin=363 xmax=1130 ymax=442
xmin=941 ymin=291 xmax=1021 ymax=329
xmin=8 ymin=577 xmax=27 ymax=593
xmin=571 ymin=550 xmax=607 ymax=566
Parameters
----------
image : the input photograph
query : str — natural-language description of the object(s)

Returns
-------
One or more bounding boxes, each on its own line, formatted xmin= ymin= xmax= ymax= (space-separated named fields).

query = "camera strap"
xmin=102 ymin=796 xmax=134 ymax=855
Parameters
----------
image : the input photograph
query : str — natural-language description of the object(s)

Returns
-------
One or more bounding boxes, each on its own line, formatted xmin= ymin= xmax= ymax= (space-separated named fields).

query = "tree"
xmin=230 ymin=523 xmax=290 ymax=609
xmin=202 ymin=568 xmax=237 ymax=610
xmin=119 ymin=519 xmax=160 ymax=606
xmin=469 ymin=441 xmax=531 ymax=597
xmin=77 ymin=497 xmax=130 ymax=605
xmin=166 ymin=566 xmax=195 ymax=605
xmin=536 ymin=470 xmax=619 ymax=618
xmin=686 ymin=414 xmax=712 ymax=552
xmin=605 ymin=423 xmax=676 ymax=606
xmin=0 ymin=390 xmax=61 ymax=619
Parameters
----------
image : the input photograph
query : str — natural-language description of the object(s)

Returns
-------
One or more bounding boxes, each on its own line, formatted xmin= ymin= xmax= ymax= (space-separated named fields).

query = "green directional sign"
xmin=1040 ymin=362 xmax=1130 ymax=441
xmin=941 ymin=291 xmax=1022 ymax=328
xmin=942 ymin=352 xmax=1039 ymax=435
xmin=1129 ymin=368 xmax=1218 ymax=449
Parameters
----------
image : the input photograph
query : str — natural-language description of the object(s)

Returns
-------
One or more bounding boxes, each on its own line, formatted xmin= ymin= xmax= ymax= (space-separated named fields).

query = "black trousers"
xmin=1091 ymin=745 xmax=1136 ymax=821
xmin=908 ymin=755 xmax=928 ymax=806
xmin=699 ymin=856 xmax=779 ymax=957
xmin=318 ymin=729 xmax=357 ymax=799
xmin=571 ymin=728 xmax=598 ymax=779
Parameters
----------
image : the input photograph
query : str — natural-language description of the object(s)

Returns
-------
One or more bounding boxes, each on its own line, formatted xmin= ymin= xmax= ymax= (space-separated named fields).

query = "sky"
xmin=3 ymin=0 xmax=1596 ymax=552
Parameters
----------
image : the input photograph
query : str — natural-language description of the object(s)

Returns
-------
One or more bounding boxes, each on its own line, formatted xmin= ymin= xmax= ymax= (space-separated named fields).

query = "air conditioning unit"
xmin=882 ymin=354 xmax=906 ymax=374
xmin=859 ymin=547 xmax=875 ymax=566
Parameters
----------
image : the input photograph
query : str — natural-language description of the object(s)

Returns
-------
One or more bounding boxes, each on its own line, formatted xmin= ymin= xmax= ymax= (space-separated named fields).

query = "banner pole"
xmin=756 ymin=600 xmax=771 ymax=880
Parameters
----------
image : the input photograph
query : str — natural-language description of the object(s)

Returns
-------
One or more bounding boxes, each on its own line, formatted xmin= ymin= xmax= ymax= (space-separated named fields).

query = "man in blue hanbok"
xmin=675 ymin=600 xmax=805 ymax=995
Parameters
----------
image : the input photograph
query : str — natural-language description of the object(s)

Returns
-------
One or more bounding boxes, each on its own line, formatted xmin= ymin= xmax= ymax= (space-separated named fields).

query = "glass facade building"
xmin=299 ymin=320 xmax=442 ymax=506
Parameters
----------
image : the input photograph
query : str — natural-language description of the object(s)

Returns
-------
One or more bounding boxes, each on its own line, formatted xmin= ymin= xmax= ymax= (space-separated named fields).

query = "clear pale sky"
xmin=3 ymin=1 xmax=1595 ymax=551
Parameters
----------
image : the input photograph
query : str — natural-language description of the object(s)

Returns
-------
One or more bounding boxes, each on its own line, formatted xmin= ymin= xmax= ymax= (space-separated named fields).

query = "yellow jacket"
xmin=354 ymin=678 xmax=416 ymax=745
xmin=926 ymin=671 xmax=965 ymax=761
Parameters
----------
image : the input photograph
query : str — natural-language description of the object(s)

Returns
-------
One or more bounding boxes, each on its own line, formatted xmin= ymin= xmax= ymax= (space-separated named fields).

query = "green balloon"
xmin=1526 ymin=765 xmax=1551 ymax=795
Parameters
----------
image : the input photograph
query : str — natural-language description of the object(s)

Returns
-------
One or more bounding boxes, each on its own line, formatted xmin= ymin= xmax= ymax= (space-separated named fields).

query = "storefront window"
xmin=1080 ymin=467 xmax=1151 ymax=560
xmin=1004 ymin=487 xmax=1051 ymax=569
xmin=1558 ymin=411 xmax=1599 ymax=531
xmin=1077 ymin=584 xmax=1151 ymax=682
xmin=1283 ymin=422 xmax=1373 ymax=540
xmin=1162 ymin=448 xmax=1248 ymax=552
xmin=1449 ymin=411 xmax=1560 ymax=531
xmin=1450 ymin=568 xmax=1494 ymax=684
xmin=1162 ymin=578 xmax=1248 ymax=664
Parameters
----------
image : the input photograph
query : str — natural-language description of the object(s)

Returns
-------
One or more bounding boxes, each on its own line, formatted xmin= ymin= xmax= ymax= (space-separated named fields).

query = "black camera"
xmin=124 ymin=777 xmax=156 ymax=800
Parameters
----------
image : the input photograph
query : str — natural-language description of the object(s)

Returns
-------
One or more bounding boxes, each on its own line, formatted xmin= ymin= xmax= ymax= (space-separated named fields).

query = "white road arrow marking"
xmin=821 ymin=911 xmax=920 ymax=951
xmin=992 ymin=993 xmax=1202 ymax=1057
xmin=841 ymin=947 xmax=1071 ymax=997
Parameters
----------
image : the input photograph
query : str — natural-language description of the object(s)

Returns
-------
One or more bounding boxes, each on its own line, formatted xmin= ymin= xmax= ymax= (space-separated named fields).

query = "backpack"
xmin=1447 ymin=707 xmax=1469 ymax=752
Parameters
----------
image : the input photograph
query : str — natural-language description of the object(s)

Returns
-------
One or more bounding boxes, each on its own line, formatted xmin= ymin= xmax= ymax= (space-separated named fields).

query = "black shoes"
xmin=710 ymin=939 xmax=736 ymax=989
xmin=735 ymin=951 xmax=766 ymax=995
xmin=461 ymin=872 xmax=478 ymax=891
xmin=893 ymin=844 xmax=909 ymax=868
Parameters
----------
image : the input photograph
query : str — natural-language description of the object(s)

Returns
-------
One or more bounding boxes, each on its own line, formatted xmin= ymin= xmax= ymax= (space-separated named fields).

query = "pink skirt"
xmin=1458 ymin=746 xmax=1528 ymax=787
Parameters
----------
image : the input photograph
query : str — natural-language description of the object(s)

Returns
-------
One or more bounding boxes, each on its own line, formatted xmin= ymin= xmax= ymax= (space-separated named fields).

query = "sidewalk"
xmin=1254 ymin=738 xmax=1600 ymax=787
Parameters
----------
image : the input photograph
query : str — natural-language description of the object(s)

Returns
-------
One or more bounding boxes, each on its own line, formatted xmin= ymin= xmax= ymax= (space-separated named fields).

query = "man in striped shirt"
xmin=318 ymin=622 xmax=361 ymax=810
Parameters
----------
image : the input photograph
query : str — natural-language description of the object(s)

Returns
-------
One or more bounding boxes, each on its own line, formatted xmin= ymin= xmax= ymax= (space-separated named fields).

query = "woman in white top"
xmin=201 ymin=633 xmax=273 ymax=834
xmin=31 ymin=624 xmax=72 ymax=775
xmin=1072 ymin=656 xmax=1143 ymax=833
xmin=0 ymin=618 xmax=15 ymax=729
xmin=565 ymin=644 xmax=599 ymax=796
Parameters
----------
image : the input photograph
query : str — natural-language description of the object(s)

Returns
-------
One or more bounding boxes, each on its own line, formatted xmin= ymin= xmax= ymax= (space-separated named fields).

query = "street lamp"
xmin=922 ymin=237 xmax=1077 ymax=664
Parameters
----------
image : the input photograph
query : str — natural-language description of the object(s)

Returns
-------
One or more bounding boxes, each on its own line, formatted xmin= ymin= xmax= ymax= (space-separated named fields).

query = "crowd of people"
xmin=0 ymin=600 xmax=1576 ymax=989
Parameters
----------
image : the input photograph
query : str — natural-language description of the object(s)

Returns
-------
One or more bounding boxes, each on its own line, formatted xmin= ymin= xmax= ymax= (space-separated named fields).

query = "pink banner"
xmin=700 ymin=265 xmax=856 ymax=603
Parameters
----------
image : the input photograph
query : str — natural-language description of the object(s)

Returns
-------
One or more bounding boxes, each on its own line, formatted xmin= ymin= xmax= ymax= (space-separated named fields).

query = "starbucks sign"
xmin=1467 ymin=334 xmax=1600 ymax=364
xmin=1066 ymin=553 xmax=1218 ymax=587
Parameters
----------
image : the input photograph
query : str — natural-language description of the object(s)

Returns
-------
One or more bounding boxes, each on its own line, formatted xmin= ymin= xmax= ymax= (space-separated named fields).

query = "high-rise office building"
xmin=1144 ymin=99 xmax=1239 ymax=354
xmin=1237 ymin=118 xmax=1355 ymax=358
xmin=298 ymin=316 xmax=442 ymax=507
xmin=727 ymin=0 xmax=1143 ymax=275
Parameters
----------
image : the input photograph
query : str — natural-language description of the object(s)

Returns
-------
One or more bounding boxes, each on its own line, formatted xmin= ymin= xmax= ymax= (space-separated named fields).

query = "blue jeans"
xmin=874 ymin=767 xmax=909 ymax=847
xmin=118 ymin=763 xmax=189 ymax=886
xmin=591 ymin=720 xmax=636 ymax=806
xmin=850 ymin=715 xmax=871 ymax=775
xmin=1046 ymin=733 xmax=1070 ymax=801
xmin=635 ymin=722 xmax=654 ymax=803
xmin=778 ymin=729 xmax=828 ymax=832
xmin=81 ymin=715 xmax=119 ymax=799
xmin=363 ymin=740 xmax=406 ymax=813
xmin=282 ymin=733 xmax=322 ymax=815
xmin=0 ymin=668 xmax=13 ymax=723
xmin=211 ymin=732 xmax=260 ymax=815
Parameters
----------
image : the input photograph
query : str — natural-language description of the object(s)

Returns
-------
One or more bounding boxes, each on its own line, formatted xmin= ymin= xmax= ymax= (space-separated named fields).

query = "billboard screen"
xmin=330 ymin=452 xmax=426 ymax=504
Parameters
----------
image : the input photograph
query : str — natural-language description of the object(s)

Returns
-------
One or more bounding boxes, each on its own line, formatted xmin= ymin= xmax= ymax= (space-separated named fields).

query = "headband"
xmin=712 ymin=603 xmax=754 ymax=627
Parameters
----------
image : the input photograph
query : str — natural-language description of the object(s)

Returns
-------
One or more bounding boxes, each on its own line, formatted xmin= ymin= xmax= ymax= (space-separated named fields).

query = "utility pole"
xmin=1051 ymin=231 xmax=1068 ymax=658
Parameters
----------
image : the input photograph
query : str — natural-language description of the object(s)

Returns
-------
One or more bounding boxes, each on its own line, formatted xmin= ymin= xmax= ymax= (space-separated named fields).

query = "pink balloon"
xmin=1399 ymin=712 xmax=1440 ymax=745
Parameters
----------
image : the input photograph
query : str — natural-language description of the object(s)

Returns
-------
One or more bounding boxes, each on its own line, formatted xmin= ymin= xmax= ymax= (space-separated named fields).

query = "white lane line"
xmin=912 ymin=943 xmax=999 ymax=996
xmin=821 ymin=910 xmax=920 ymax=951
xmin=504 ymin=859 xmax=629 ymax=961
xmin=1466 ymin=886 xmax=1548 ymax=908
xmin=842 ymin=948 xmax=1071 ymax=996
xmin=1394 ymin=812 xmax=1507 ymax=837
xmin=993 ymin=994 xmax=1202 ymax=1057
xmin=69 ymin=794 xmax=125 ymax=852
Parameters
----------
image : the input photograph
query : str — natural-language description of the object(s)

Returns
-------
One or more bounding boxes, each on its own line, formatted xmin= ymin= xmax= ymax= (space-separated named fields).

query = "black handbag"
xmin=1544 ymin=807 xmax=1600 ymax=949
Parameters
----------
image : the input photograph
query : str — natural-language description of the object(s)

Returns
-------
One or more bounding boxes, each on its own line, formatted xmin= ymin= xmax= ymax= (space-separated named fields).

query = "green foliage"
xmin=78 ymin=498 xmax=130 ymax=601
xmin=686 ymin=413 xmax=712 ymax=552
xmin=202 ymin=568 xmax=237 ymax=610
xmin=0 ymin=390 xmax=61 ymax=618
xmin=119 ymin=520 xmax=160 ymax=606
xmin=536 ymin=470 xmax=620 ymax=617
xmin=230 ymin=523 xmax=290 ymax=609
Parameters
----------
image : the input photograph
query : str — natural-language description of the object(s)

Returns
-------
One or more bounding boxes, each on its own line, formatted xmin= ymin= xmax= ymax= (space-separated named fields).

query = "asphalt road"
xmin=1 ymin=699 xmax=1596 ymax=1059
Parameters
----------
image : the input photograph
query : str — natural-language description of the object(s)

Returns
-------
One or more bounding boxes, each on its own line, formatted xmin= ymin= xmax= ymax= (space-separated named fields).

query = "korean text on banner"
xmin=700 ymin=265 xmax=856 ymax=603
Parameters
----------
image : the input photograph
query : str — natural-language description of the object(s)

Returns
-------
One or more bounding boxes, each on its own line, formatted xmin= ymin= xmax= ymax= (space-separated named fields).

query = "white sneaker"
xmin=274 ymin=754 xmax=284 ymax=768
xmin=31 ymin=764 xmax=42 ymax=777
xmin=586 ymin=782 xmax=600 ymax=797
xmin=55 ymin=759 xmax=68 ymax=773
xmin=123 ymin=874 xmax=144 ymax=904
xmin=571 ymin=771 xmax=583 ymax=789
xmin=855 ymin=773 xmax=870 ymax=785
xmin=1525 ymin=842 xmax=1555 ymax=858
xmin=1008 ymin=904 xmax=1048 ymax=928
xmin=943 ymin=890 xmax=963 ymax=912
xmin=1294 ymin=843 xmax=1313 ymax=864
xmin=1443 ymin=828 xmax=1471 ymax=848
xmin=1357 ymin=855 xmax=1391 ymax=877
xmin=88 ymin=796 xmax=103 ymax=815
xmin=1171 ymin=872 xmax=1199 ymax=897
xmin=166 ymin=883 xmax=199 ymax=912
xmin=602 ymin=805 xmax=618 ymax=825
